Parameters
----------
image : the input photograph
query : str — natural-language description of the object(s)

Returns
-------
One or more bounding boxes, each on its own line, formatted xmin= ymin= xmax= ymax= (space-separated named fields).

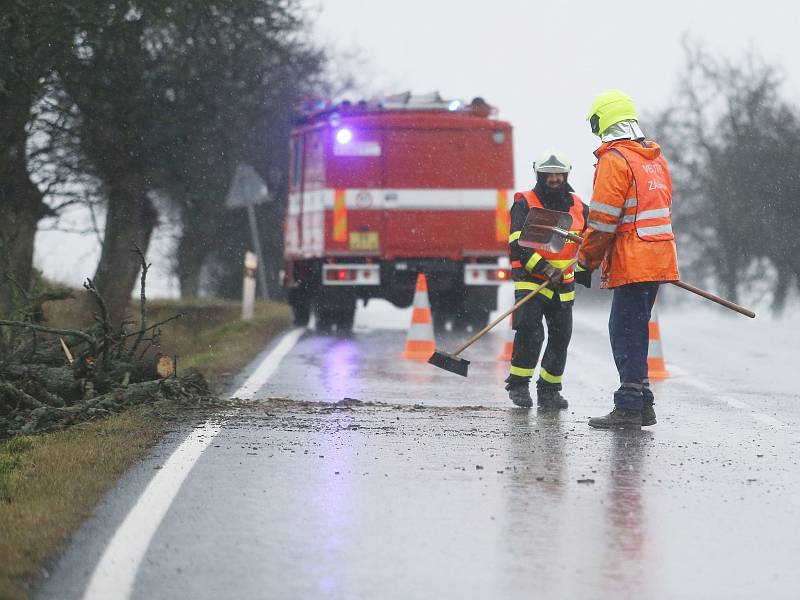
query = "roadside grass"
xmin=0 ymin=298 xmax=292 ymax=599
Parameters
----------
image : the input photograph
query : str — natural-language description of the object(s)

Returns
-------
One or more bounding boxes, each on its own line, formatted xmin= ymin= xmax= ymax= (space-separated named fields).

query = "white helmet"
xmin=533 ymin=148 xmax=571 ymax=174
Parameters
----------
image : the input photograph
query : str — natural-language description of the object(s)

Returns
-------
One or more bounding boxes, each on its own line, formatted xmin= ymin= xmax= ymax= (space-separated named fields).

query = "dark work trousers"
xmin=505 ymin=293 xmax=573 ymax=391
xmin=609 ymin=282 xmax=660 ymax=409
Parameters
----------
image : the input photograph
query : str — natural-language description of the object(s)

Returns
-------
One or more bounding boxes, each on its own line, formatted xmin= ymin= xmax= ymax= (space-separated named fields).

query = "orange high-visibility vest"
xmin=510 ymin=190 xmax=586 ymax=282
xmin=596 ymin=144 xmax=674 ymax=242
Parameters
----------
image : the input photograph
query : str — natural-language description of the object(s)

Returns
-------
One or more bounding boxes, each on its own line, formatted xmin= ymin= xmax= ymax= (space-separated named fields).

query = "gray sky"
xmin=307 ymin=0 xmax=800 ymax=198
xmin=34 ymin=1 xmax=800 ymax=294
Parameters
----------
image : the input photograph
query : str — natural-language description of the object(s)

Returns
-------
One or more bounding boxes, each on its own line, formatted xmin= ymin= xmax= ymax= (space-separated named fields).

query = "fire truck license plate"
xmin=349 ymin=231 xmax=379 ymax=251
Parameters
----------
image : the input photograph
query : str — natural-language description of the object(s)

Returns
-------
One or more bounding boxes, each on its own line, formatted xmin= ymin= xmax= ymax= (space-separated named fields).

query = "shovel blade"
xmin=519 ymin=207 xmax=573 ymax=252
xmin=427 ymin=350 xmax=470 ymax=377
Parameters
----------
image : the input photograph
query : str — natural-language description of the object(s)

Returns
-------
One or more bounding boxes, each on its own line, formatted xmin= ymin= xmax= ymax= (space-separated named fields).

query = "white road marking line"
xmin=573 ymin=312 xmax=791 ymax=430
xmin=82 ymin=420 xmax=222 ymax=600
xmin=669 ymin=365 xmax=790 ymax=430
xmin=82 ymin=327 xmax=305 ymax=600
xmin=230 ymin=327 xmax=306 ymax=399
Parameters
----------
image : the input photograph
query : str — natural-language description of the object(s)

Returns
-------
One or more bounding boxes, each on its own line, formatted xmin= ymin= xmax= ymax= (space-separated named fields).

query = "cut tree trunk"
xmin=2 ymin=364 xmax=81 ymax=400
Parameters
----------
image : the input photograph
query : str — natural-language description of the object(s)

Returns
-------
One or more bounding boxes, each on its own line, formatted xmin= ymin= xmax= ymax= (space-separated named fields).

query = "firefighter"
xmin=506 ymin=149 xmax=589 ymax=409
xmin=579 ymin=89 xmax=680 ymax=429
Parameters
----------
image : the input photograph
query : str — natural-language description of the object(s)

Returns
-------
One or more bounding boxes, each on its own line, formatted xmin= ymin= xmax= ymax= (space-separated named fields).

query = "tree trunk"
xmin=770 ymin=264 xmax=794 ymax=316
xmin=176 ymin=205 xmax=212 ymax=299
xmin=718 ymin=246 xmax=740 ymax=305
xmin=0 ymin=136 xmax=49 ymax=316
xmin=92 ymin=181 xmax=158 ymax=326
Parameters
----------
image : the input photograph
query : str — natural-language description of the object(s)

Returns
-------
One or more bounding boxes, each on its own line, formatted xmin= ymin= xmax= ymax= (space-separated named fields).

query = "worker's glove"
xmin=541 ymin=264 xmax=563 ymax=285
xmin=574 ymin=263 xmax=592 ymax=288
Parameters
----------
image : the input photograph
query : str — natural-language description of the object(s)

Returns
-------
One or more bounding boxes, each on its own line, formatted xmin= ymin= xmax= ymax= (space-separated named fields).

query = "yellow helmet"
xmin=587 ymin=89 xmax=638 ymax=136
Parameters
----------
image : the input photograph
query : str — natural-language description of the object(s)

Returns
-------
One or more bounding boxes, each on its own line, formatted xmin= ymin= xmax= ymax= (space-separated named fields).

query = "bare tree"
xmin=652 ymin=37 xmax=800 ymax=311
xmin=0 ymin=4 xmax=76 ymax=315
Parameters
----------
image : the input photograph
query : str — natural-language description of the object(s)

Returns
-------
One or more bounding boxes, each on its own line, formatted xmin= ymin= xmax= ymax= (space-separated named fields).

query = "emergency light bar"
xmin=295 ymin=92 xmax=496 ymax=124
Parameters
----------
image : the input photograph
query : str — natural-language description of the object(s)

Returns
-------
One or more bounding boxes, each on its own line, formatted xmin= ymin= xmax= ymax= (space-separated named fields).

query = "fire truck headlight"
xmin=448 ymin=100 xmax=461 ymax=111
xmin=336 ymin=128 xmax=353 ymax=144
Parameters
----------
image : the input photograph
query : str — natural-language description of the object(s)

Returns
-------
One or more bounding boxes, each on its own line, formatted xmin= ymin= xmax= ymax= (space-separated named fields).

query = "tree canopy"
xmin=652 ymin=38 xmax=800 ymax=312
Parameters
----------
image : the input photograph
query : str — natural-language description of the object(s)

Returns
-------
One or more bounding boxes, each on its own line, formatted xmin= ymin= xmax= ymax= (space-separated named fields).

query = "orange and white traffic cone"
xmin=402 ymin=273 xmax=436 ymax=360
xmin=498 ymin=323 xmax=514 ymax=361
xmin=647 ymin=302 xmax=670 ymax=380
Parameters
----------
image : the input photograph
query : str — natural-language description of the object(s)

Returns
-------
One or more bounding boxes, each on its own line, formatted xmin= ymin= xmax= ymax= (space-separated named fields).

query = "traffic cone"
xmin=647 ymin=302 xmax=670 ymax=380
xmin=498 ymin=323 xmax=514 ymax=361
xmin=402 ymin=273 xmax=436 ymax=360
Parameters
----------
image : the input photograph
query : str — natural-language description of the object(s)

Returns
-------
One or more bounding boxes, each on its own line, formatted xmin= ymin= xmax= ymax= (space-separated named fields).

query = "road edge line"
xmin=81 ymin=326 xmax=305 ymax=600
xmin=229 ymin=327 xmax=306 ymax=399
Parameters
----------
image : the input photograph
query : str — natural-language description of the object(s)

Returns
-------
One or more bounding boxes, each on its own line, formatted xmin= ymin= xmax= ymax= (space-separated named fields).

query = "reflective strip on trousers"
xmin=509 ymin=230 xmax=521 ymax=243
xmin=510 ymin=365 xmax=535 ymax=377
xmin=539 ymin=367 xmax=562 ymax=384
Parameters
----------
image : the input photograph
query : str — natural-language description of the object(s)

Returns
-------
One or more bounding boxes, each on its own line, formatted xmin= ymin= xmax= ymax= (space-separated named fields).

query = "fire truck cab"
xmin=283 ymin=92 xmax=514 ymax=333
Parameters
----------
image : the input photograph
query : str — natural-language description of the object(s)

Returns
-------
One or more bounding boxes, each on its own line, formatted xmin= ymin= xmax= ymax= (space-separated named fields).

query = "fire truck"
xmin=283 ymin=92 xmax=514 ymax=333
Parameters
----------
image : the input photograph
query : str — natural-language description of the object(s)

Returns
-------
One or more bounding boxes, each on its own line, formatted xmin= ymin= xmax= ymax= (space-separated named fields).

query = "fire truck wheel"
xmin=314 ymin=293 xmax=356 ymax=334
xmin=288 ymin=289 xmax=311 ymax=327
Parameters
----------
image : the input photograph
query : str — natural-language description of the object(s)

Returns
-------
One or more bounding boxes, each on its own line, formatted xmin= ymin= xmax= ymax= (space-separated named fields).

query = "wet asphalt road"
xmin=38 ymin=301 xmax=800 ymax=599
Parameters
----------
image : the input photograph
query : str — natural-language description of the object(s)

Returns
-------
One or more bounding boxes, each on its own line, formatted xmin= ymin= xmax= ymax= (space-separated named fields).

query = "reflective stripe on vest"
xmin=606 ymin=146 xmax=674 ymax=242
xmin=514 ymin=280 xmax=575 ymax=302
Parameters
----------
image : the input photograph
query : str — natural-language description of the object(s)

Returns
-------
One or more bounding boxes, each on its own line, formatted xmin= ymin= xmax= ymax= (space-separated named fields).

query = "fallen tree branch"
xmin=83 ymin=278 xmax=113 ymax=365
xmin=123 ymin=312 xmax=186 ymax=338
xmin=129 ymin=244 xmax=151 ymax=359
xmin=0 ymin=319 xmax=95 ymax=346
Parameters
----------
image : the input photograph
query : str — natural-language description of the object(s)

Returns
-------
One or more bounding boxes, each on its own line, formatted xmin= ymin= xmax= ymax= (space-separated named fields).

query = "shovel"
xmin=521 ymin=206 xmax=756 ymax=318
xmin=428 ymin=255 xmax=578 ymax=377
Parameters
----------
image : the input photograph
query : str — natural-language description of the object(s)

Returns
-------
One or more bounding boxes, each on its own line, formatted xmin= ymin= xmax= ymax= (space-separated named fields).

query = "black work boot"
xmin=641 ymin=385 xmax=656 ymax=426
xmin=507 ymin=385 xmax=533 ymax=408
xmin=588 ymin=408 xmax=642 ymax=429
xmin=537 ymin=388 xmax=568 ymax=410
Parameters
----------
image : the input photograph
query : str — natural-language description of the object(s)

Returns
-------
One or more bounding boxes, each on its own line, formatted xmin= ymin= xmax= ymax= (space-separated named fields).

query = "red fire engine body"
xmin=283 ymin=93 xmax=514 ymax=332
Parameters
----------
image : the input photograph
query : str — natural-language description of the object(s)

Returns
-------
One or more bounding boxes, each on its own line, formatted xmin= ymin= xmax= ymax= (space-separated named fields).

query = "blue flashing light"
xmin=448 ymin=100 xmax=461 ymax=111
xmin=336 ymin=128 xmax=353 ymax=144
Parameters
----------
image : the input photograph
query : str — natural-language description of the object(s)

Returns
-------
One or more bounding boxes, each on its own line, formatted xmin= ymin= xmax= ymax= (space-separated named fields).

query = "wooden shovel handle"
xmin=557 ymin=228 xmax=585 ymax=244
xmin=669 ymin=280 xmax=755 ymax=318
xmin=452 ymin=260 xmax=577 ymax=356
xmin=545 ymin=227 xmax=755 ymax=317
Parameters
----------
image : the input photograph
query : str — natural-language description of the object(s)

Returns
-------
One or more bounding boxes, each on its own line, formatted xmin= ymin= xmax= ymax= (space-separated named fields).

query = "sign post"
xmin=226 ymin=163 xmax=271 ymax=300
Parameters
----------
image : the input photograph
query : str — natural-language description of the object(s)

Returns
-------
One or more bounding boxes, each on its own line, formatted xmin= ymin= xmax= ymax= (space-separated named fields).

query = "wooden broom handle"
xmin=562 ymin=230 xmax=756 ymax=318
xmin=452 ymin=260 xmax=578 ymax=356
xmin=669 ymin=280 xmax=755 ymax=318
